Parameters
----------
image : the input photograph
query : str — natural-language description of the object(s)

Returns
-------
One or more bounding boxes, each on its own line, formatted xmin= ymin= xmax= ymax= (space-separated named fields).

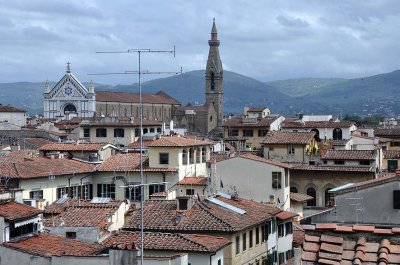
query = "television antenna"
xmin=89 ymin=47 xmax=180 ymax=265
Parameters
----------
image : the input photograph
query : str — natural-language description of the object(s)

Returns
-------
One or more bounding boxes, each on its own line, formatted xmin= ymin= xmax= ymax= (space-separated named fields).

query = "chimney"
xmin=293 ymin=247 xmax=302 ymax=265
xmin=10 ymin=142 xmax=20 ymax=151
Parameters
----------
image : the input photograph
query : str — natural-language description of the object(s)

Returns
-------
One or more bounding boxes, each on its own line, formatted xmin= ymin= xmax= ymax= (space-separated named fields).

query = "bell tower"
xmin=205 ymin=18 xmax=223 ymax=126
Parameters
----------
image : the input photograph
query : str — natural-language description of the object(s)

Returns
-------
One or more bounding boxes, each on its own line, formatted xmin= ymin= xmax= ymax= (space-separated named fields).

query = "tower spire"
xmin=205 ymin=18 xmax=224 ymax=128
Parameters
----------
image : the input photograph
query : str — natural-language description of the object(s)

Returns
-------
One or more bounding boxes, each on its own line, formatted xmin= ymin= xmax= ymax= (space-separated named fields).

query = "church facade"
xmin=43 ymin=19 xmax=224 ymax=136
xmin=43 ymin=63 xmax=96 ymax=119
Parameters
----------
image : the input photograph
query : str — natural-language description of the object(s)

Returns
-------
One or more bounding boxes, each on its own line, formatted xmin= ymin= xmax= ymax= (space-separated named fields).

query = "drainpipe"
xmin=209 ymin=252 xmax=216 ymax=265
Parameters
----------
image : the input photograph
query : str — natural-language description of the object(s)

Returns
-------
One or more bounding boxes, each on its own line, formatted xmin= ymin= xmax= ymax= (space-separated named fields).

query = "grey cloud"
xmin=276 ymin=15 xmax=309 ymax=28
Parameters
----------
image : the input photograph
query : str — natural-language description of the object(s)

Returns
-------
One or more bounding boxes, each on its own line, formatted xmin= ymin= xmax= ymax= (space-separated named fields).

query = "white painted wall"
xmin=212 ymin=157 xmax=290 ymax=210
xmin=0 ymin=111 xmax=26 ymax=127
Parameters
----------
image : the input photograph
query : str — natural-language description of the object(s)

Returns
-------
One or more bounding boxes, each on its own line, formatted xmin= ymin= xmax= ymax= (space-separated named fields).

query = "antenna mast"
xmin=90 ymin=47 xmax=179 ymax=265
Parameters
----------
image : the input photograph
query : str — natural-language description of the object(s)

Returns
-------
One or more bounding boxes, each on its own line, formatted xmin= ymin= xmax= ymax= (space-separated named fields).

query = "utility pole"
xmin=90 ymin=47 xmax=179 ymax=265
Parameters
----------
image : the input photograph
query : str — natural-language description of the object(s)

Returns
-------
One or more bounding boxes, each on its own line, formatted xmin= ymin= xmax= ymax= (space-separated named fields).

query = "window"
xmin=388 ymin=160 xmax=398 ymax=172
xmin=149 ymin=184 xmax=165 ymax=196
xmin=272 ymin=172 xmax=282 ymax=189
xmin=66 ymin=232 xmax=76 ymax=239
xmin=279 ymin=252 xmax=285 ymax=264
xmin=285 ymin=222 xmax=292 ymax=235
xmin=149 ymin=128 xmax=155 ymax=133
xmin=261 ymin=225 xmax=265 ymax=242
xmin=333 ymin=128 xmax=342 ymax=140
xmin=243 ymin=129 xmax=253 ymax=137
xmin=196 ymin=148 xmax=201 ymax=163
xmin=307 ymin=187 xmax=317 ymax=206
xmin=96 ymin=128 xmax=107 ymax=137
xmin=285 ymin=250 xmax=293 ymax=260
xmin=390 ymin=142 xmax=400 ymax=147
xmin=29 ymin=190 xmax=43 ymax=200
xmin=290 ymin=187 xmax=298 ymax=193
xmin=125 ymin=184 xmax=142 ymax=201
xmin=186 ymin=189 xmax=195 ymax=196
xmin=256 ymin=227 xmax=260 ymax=245
xmin=70 ymin=186 xmax=79 ymax=199
xmin=135 ymin=128 xmax=141 ymax=137
xmin=228 ymin=129 xmax=239 ymax=137
xmin=325 ymin=188 xmax=334 ymax=207
xmin=334 ymin=160 xmax=345 ymax=165
xmin=182 ymin=149 xmax=188 ymax=165
xmin=210 ymin=115 xmax=213 ymax=122
xmin=236 ymin=235 xmax=240 ymax=254
xmin=393 ymin=190 xmax=400 ymax=209
xmin=97 ymin=184 xmax=116 ymax=199
xmin=258 ymin=129 xmax=268 ymax=137
xmin=57 ymin=187 xmax=67 ymax=199
xmin=218 ymin=259 xmax=221 ymax=265
xmin=143 ymin=128 xmax=148 ymax=134
xmin=323 ymin=160 xmax=327 ymax=164
xmin=82 ymin=184 xmax=93 ymax=199
xmin=278 ymin=223 xmax=284 ymax=238
xmin=114 ymin=128 xmax=124 ymax=137
xmin=159 ymin=153 xmax=169 ymax=164
xmin=83 ymin=128 xmax=90 ymax=138
xmin=285 ymin=172 xmax=289 ymax=188
xmin=269 ymin=147 xmax=274 ymax=151
xmin=287 ymin=144 xmax=295 ymax=155
xmin=360 ymin=160 xmax=371 ymax=166
xmin=189 ymin=148 xmax=194 ymax=164
xmin=249 ymin=230 xmax=253 ymax=248
xmin=201 ymin=147 xmax=207 ymax=163
xmin=242 ymin=232 xmax=247 ymax=251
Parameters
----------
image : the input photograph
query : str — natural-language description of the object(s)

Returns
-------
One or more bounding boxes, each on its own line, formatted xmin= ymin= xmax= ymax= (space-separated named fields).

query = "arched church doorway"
xmin=64 ymin=104 xmax=77 ymax=114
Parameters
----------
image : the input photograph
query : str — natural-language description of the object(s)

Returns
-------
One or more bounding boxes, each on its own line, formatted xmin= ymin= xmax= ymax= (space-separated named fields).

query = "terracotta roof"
xmin=374 ymin=128 xmax=400 ymax=137
xmin=127 ymin=140 xmax=154 ymax=149
xmin=44 ymin=198 xmax=123 ymax=214
xmin=239 ymin=153 xmax=292 ymax=169
xmin=302 ymin=229 xmax=400 ymax=265
xmin=293 ymin=223 xmax=305 ymax=248
xmin=207 ymin=152 xmax=292 ymax=169
xmin=291 ymin=164 xmax=374 ymax=172
xmin=2 ymin=233 xmax=105 ymax=257
xmin=282 ymin=120 xmax=355 ymax=129
xmin=96 ymin=90 xmax=180 ymax=105
xmin=125 ymin=196 xmax=287 ymax=233
xmin=290 ymin=192 xmax=314 ymax=202
xmin=322 ymin=150 xmax=375 ymax=160
xmin=22 ymin=138 xmax=54 ymax=148
xmin=330 ymin=139 xmax=350 ymax=146
xmin=223 ymin=115 xmax=278 ymax=128
xmin=0 ymin=200 xmax=42 ymax=221
xmin=147 ymin=136 xmax=213 ymax=147
xmin=97 ymin=153 xmax=177 ymax=172
xmin=102 ymin=231 xmax=230 ymax=253
xmin=262 ymin=131 xmax=315 ymax=145
xmin=0 ymin=104 xmax=25 ymax=113
xmin=275 ymin=211 xmax=298 ymax=220
xmin=44 ymin=206 xmax=116 ymax=229
xmin=39 ymin=142 xmax=111 ymax=151
xmin=383 ymin=150 xmax=400 ymax=159
xmin=247 ymin=107 xmax=267 ymax=112
xmin=0 ymin=157 xmax=95 ymax=179
xmin=0 ymin=150 xmax=39 ymax=164
xmin=177 ymin=177 xmax=208 ymax=186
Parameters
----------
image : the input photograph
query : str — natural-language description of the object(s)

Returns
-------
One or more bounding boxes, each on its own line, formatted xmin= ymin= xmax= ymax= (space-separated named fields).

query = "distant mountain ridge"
xmin=1 ymin=69 xmax=400 ymax=116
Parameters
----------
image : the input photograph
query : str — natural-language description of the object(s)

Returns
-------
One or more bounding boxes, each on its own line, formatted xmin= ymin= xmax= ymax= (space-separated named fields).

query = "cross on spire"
xmin=66 ymin=61 xmax=71 ymax=73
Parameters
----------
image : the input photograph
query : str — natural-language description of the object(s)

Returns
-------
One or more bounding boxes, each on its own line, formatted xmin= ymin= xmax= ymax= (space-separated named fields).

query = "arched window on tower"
xmin=210 ymin=72 xmax=215 ymax=91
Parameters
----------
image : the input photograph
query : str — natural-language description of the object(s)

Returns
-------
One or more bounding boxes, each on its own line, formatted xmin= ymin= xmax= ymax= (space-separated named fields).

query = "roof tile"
xmin=262 ymin=131 xmax=315 ymax=145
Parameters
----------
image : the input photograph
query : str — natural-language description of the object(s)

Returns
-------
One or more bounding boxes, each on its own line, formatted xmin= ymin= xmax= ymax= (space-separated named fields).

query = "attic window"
xmin=66 ymin=232 xmax=76 ymax=239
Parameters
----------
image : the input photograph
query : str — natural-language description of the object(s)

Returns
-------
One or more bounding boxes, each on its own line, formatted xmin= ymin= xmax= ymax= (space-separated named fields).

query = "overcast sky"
xmin=1 ymin=0 xmax=400 ymax=85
